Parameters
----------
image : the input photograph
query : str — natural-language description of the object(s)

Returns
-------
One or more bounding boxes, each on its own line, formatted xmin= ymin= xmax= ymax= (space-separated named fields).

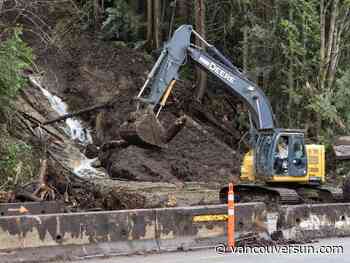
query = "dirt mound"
xmin=38 ymin=33 xmax=149 ymax=140
xmin=107 ymin=119 xmax=237 ymax=184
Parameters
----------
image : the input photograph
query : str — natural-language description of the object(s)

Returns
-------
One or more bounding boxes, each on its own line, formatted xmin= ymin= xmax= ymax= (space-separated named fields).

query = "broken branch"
xmin=42 ymin=99 xmax=117 ymax=126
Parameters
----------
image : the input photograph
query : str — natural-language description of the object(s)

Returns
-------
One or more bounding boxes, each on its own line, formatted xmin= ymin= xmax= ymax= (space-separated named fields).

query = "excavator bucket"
xmin=120 ymin=107 xmax=166 ymax=148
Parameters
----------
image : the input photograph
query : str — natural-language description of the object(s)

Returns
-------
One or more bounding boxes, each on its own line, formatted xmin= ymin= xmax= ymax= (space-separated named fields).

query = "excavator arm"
xmin=188 ymin=45 xmax=275 ymax=130
xmin=121 ymin=24 xmax=308 ymax=179
xmin=137 ymin=25 xmax=274 ymax=131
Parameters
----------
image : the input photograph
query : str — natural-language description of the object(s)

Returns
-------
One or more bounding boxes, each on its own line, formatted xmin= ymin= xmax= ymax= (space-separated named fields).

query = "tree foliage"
xmin=196 ymin=0 xmax=350 ymax=142
xmin=0 ymin=125 xmax=35 ymax=191
xmin=102 ymin=0 xmax=140 ymax=41
xmin=0 ymin=28 xmax=33 ymax=110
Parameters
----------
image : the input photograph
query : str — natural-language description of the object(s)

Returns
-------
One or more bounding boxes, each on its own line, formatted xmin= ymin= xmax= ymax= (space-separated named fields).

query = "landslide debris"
xmin=0 ymin=2 xmax=242 ymax=210
xmin=36 ymin=31 xmax=240 ymax=186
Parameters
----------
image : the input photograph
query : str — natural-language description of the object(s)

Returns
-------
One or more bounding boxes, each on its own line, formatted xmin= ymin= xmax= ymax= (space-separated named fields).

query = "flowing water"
xmin=29 ymin=75 xmax=105 ymax=178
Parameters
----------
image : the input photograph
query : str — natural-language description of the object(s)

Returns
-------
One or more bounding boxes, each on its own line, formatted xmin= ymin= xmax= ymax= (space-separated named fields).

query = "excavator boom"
xmin=139 ymin=25 xmax=275 ymax=130
xmin=121 ymin=25 xmax=275 ymax=148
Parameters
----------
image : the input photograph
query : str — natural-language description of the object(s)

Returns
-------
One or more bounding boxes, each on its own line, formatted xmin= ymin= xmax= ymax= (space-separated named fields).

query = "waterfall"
xmin=29 ymin=75 xmax=105 ymax=178
xmin=29 ymin=76 xmax=93 ymax=145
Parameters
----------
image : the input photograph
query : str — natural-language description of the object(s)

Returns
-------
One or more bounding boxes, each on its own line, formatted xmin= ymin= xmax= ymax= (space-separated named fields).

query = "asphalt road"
xmin=55 ymin=237 xmax=350 ymax=263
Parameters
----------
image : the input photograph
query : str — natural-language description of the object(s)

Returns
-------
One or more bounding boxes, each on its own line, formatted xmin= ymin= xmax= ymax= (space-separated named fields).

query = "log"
xmin=33 ymin=159 xmax=49 ymax=198
xmin=38 ymin=159 xmax=48 ymax=185
xmin=0 ymin=191 xmax=15 ymax=203
xmin=333 ymin=136 xmax=350 ymax=160
xmin=90 ymin=178 xmax=223 ymax=209
xmin=95 ymin=111 xmax=106 ymax=145
xmin=15 ymin=188 xmax=42 ymax=202
xmin=190 ymin=102 xmax=241 ymax=140
xmin=16 ymin=110 xmax=65 ymax=143
xmin=101 ymin=140 xmax=129 ymax=151
xmin=41 ymin=100 xmax=116 ymax=126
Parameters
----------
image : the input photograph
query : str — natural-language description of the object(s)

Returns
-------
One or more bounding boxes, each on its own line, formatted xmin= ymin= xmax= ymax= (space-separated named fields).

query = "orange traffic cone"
xmin=227 ymin=183 xmax=235 ymax=247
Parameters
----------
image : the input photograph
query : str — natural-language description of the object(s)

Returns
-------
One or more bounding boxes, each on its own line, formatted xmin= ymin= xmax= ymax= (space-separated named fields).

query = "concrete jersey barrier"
xmin=0 ymin=202 xmax=265 ymax=262
xmin=278 ymin=203 xmax=350 ymax=240
xmin=2 ymin=202 xmax=350 ymax=262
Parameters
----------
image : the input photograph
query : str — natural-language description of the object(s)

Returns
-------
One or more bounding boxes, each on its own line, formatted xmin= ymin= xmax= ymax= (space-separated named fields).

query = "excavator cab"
xmin=255 ymin=129 xmax=307 ymax=179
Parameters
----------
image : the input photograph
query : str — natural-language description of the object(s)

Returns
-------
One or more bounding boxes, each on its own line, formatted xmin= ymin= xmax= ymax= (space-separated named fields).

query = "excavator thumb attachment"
xmin=120 ymin=107 xmax=166 ymax=148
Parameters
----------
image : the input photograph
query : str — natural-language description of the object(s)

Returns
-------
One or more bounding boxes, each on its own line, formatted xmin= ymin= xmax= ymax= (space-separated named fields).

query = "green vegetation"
xmin=102 ymin=0 xmax=140 ymax=41
xmin=0 ymin=126 xmax=36 ymax=191
xmin=0 ymin=27 xmax=33 ymax=111
xmin=0 ymin=27 xmax=35 ymax=190
xmin=196 ymin=0 xmax=350 ymax=143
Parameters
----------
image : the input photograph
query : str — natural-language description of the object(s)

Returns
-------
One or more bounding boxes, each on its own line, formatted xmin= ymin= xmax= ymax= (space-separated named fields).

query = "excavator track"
xmin=220 ymin=184 xmax=344 ymax=205
xmin=260 ymin=186 xmax=301 ymax=204
xmin=318 ymin=185 xmax=344 ymax=202
xmin=220 ymin=184 xmax=301 ymax=205
xmin=296 ymin=185 xmax=344 ymax=203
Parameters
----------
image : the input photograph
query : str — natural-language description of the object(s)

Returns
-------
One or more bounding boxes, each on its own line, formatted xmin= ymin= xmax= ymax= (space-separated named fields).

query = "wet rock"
xmin=91 ymin=159 xmax=102 ymax=168
xmin=85 ymin=144 xmax=99 ymax=159
xmin=271 ymin=230 xmax=284 ymax=241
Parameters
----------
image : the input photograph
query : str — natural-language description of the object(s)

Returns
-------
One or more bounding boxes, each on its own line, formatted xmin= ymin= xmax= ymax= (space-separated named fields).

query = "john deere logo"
xmin=209 ymin=62 xmax=236 ymax=84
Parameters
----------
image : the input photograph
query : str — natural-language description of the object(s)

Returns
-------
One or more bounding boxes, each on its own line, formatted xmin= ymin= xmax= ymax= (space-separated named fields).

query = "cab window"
xmin=257 ymin=135 xmax=272 ymax=173
xmin=274 ymin=136 xmax=289 ymax=175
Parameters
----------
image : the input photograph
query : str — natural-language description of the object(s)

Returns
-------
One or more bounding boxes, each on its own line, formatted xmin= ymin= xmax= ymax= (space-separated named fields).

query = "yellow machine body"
xmin=240 ymin=144 xmax=325 ymax=184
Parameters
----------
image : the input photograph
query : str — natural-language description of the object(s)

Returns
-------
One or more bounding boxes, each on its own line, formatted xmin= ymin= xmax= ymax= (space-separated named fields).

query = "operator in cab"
xmin=275 ymin=136 xmax=289 ymax=174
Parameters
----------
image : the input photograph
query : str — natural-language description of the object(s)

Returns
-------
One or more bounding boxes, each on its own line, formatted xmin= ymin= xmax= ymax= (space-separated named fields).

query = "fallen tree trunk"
xmin=90 ymin=179 xmax=222 ymax=209
xmin=190 ymin=102 xmax=241 ymax=140
xmin=41 ymin=100 xmax=116 ymax=126
xmin=0 ymin=192 xmax=15 ymax=203
xmin=333 ymin=136 xmax=350 ymax=160
xmin=15 ymin=188 xmax=43 ymax=202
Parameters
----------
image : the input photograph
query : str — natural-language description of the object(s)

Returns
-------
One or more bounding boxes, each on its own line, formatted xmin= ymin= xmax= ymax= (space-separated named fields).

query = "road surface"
xmin=54 ymin=237 xmax=350 ymax=263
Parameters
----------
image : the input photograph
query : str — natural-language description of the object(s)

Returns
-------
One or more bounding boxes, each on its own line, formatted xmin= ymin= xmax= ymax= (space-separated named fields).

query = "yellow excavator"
xmin=120 ymin=25 xmax=342 ymax=204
